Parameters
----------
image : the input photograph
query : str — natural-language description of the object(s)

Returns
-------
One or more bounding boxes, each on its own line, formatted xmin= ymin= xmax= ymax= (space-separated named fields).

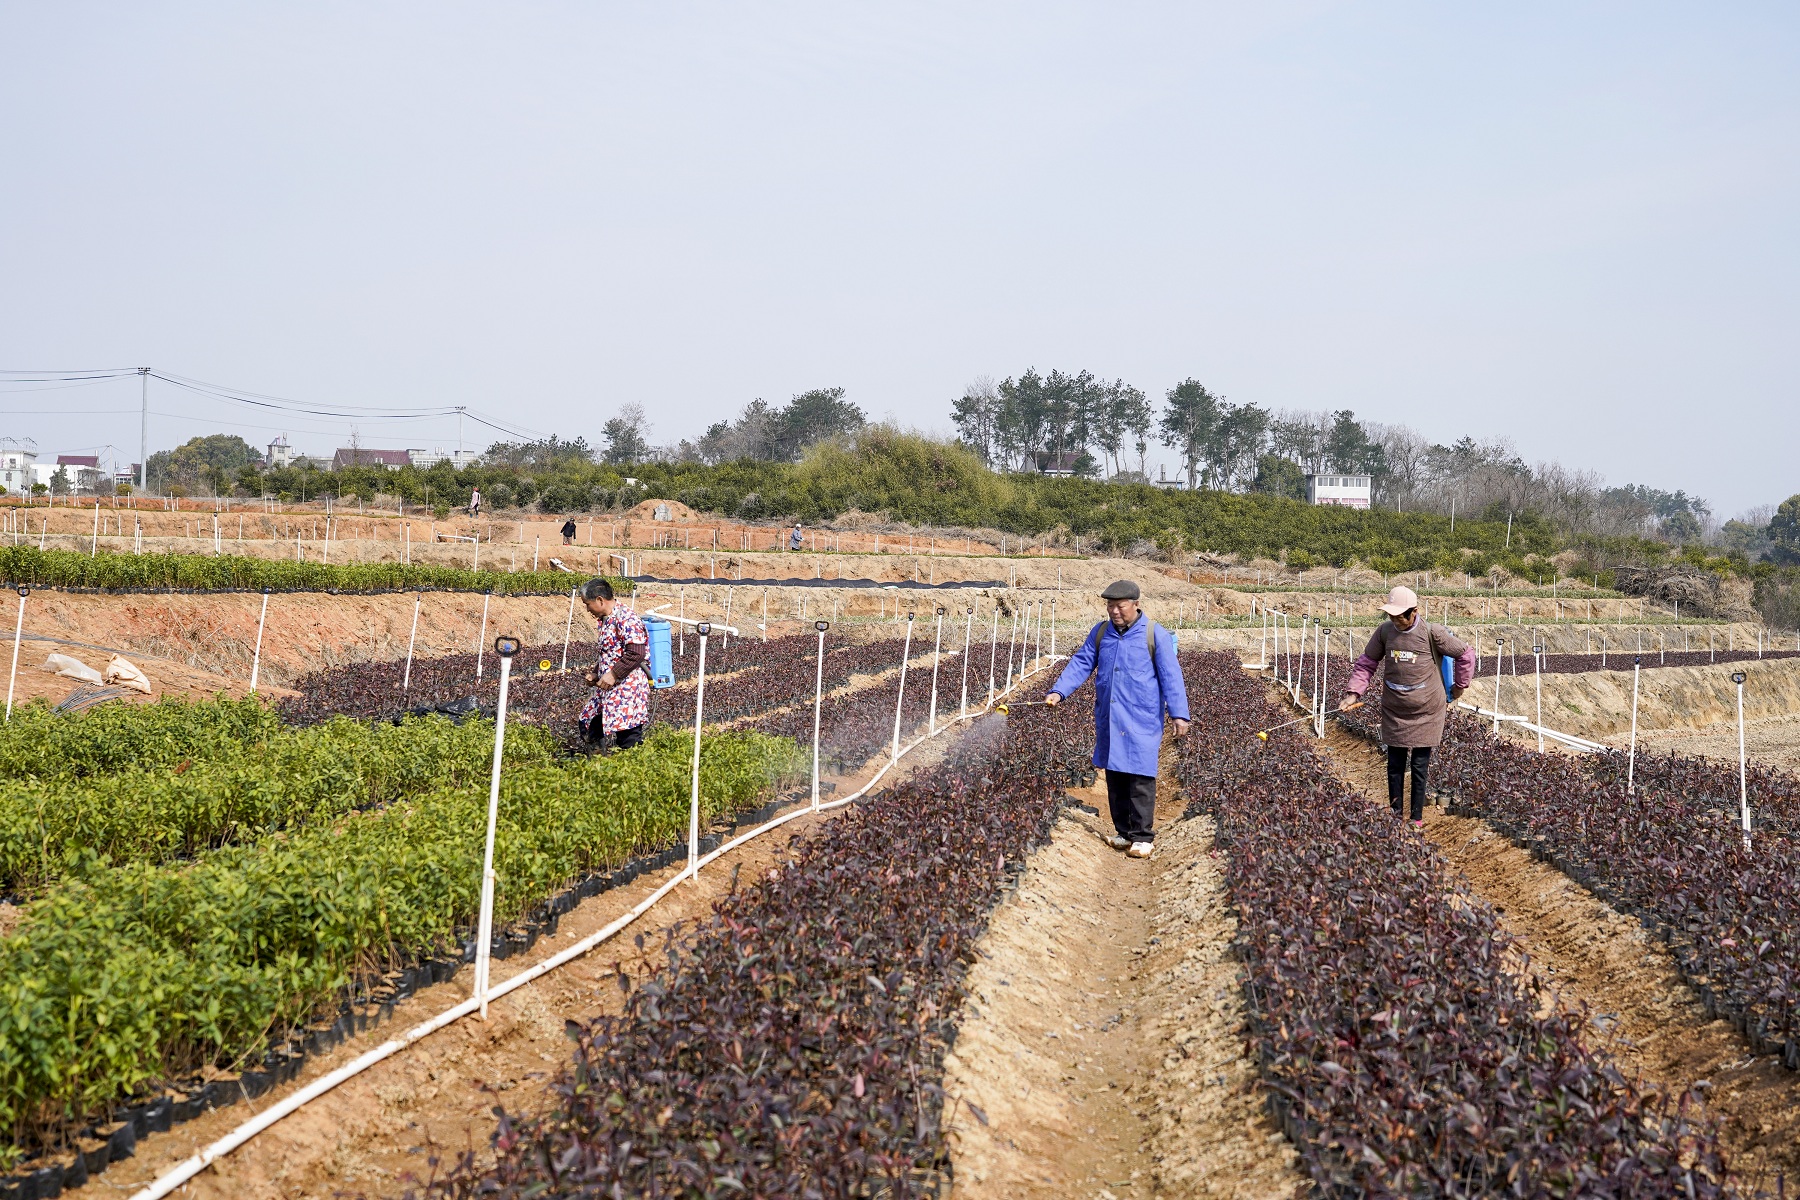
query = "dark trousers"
xmin=585 ymin=721 xmax=647 ymax=754
xmin=1105 ymin=770 xmax=1157 ymax=842
xmin=1387 ymin=746 xmax=1433 ymax=820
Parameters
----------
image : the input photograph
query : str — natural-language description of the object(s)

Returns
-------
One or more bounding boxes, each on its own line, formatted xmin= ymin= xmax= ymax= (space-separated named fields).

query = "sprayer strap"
xmin=1088 ymin=619 xmax=1161 ymax=683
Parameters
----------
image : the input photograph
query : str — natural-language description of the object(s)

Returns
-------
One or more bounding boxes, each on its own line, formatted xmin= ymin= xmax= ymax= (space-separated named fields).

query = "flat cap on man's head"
xmin=1100 ymin=579 xmax=1141 ymax=601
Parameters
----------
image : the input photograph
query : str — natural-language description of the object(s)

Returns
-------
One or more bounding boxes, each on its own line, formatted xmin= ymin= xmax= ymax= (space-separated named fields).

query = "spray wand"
xmin=1255 ymin=707 xmax=1353 ymax=741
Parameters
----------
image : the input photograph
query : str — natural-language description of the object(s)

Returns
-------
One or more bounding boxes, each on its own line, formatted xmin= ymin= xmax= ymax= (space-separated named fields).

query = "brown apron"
xmin=1363 ymin=619 xmax=1467 ymax=748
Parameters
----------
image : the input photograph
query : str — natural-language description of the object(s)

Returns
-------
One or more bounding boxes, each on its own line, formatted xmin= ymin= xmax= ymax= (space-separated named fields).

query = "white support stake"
xmin=402 ymin=592 xmax=422 ymax=692
xmin=475 ymin=592 xmax=491 ymax=678
xmin=987 ymin=606 xmax=999 ymax=706
xmin=474 ymin=637 xmax=520 ymax=1019
xmin=892 ymin=612 xmax=915 ymax=761
xmin=4 ymin=587 xmax=26 ymax=721
xmin=810 ymin=620 xmax=828 ymax=811
xmin=249 ymin=589 xmax=269 ymax=693
xmin=1734 ymin=670 xmax=1750 ymax=851
xmin=1627 ymin=656 xmax=1641 ymax=793
xmin=560 ymin=586 xmax=578 ymax=672
xmin=1493 ymin=638 xmax=1504 ymax=737
xmin=960 ymin=606 xmax=974 ymax=717
xmin=928 ymin=606 xmax=945 ymax=734
xmin=1533 ymin=641 xmax=1544 ymax=753
xmin=687 ymin=624 xmax=712 ymax=876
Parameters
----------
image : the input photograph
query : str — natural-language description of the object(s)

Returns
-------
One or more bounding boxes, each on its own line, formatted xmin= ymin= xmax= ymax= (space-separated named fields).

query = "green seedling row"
xmin=0 ymin=706 xmax=563 ymax=895
xmin=0 ymin=545 xmax=626 ymax=595
xmin=0 ymin=725 xmax=803 ymax=1161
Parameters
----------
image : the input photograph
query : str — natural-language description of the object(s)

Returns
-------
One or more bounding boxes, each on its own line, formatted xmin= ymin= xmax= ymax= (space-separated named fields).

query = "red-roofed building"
xmin=55 ymin=455 xmax=105 ymax=492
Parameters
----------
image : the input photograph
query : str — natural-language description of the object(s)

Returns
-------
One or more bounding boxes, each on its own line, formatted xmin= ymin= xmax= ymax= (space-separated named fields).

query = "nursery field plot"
xmin=396 ymin=685 xmax=1093 ymax=1197
xmin=41 ymin=657 xmax=1066 ymax=1198
xmin=87 ymin=778 xmax=847 ymax=1200
xmin=0 ymin=706 xmax=803 ymax=1194
xmin=1314 ymin=723 xmax=1800 ymax=1188
xmin=1176 ymin=653 xmax=1734 ymax=1197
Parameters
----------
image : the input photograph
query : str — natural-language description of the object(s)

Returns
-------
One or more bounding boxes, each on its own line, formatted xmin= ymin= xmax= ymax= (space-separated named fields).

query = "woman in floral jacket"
xmin=577 ymin=578 xmax=651 ymax=752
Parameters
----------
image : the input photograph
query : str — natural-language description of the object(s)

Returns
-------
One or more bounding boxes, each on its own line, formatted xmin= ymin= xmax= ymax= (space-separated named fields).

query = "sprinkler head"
xmin=537 ymin=659 xmax=552 ymax=671
xmin=815 ymin=620 xmax=829 ymax=632
xmin=995 ymin=704 xmax=1009 ymax=714
xmin=15 ymin=586 xmax=27 ymax=598
xmin=696 ymin=621 xmax=711 ymax=637
xmin=1257 ymin=731 xmax=1269 ymax=741
xmin=1733 ymin=671 xmax=1747 ymax=684
xmin=493 ymin=637 xmax=520 ymax=657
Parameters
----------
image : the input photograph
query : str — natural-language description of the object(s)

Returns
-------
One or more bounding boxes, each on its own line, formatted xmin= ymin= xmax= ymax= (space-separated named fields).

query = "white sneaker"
xmin=1128 ymin=841 xmax=1154 ymax=859
xmin=1106 ymin=835 xmax=1130 ymax=851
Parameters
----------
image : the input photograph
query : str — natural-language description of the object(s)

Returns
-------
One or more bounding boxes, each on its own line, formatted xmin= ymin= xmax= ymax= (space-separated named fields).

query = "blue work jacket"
xmin=1048 ymin=616 xmax=1190 ymax=777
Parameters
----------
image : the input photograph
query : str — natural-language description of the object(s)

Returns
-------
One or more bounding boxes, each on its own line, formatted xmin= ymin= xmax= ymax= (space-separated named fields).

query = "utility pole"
xmin=137 ymin=367 xmax=149 ymax=491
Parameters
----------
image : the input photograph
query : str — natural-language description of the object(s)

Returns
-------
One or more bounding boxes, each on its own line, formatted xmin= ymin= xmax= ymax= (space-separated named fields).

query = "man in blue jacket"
xmin=1044 ymin=579 xmax=1190 ymax=858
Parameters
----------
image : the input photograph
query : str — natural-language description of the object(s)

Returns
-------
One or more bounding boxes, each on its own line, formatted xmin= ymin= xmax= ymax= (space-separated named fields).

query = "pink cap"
xmin=1380 ymin=585 xmax=1419 ymax=616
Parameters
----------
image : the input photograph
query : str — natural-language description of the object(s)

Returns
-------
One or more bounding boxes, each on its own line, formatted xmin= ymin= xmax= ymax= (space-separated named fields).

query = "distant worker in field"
xmin=1043 ymin=579 xmax=1190 ymax=859
xmin=788 ymin=522 xmax=804 ymax=551
xmin=577 ymin=577 xmax=651 ymax=754
xmin=467 ymin=487 xmax=481 ymax=518
xmin=561 ymin=517 xmax=577 ymax=545
xmin=1339 ymin=585 xmax=1474 ymax=825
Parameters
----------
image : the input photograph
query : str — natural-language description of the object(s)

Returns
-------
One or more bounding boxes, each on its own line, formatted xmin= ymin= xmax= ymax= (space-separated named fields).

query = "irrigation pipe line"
xmin=128 ymin=651 xmax=1064 ymax=1200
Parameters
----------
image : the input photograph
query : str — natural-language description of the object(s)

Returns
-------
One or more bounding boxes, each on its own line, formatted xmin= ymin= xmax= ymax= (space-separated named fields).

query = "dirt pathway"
xmin=942 ymin=755 xmax=1303 ymax=1199
xmin=1316 ymin=723 xmax=1800 ymax=1190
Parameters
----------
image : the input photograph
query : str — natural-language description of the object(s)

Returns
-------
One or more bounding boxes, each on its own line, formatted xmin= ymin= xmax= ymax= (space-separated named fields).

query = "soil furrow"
xmin=943 ymin=747 xmax=1303 ymax=1199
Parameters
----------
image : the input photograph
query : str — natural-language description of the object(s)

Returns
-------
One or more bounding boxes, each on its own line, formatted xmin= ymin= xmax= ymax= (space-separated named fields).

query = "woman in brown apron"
xmin=1339 ymin=585 xmax=1475 ymax=823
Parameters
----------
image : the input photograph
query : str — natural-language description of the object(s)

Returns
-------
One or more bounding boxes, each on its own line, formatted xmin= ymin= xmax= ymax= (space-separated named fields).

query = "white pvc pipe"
xmin=928 ymin=608 xmax=944 ymax=734
xmin=1534 ymin=645 xmax=1544 ymax=753
xmin=1736 ymin=673 xmax=1750 ymax=851
xmin=1004 ymin=607 xmax=1018 ymax=690
xmin=91 ymin=501 xmax=99 ymax=557
xmin=1493 ymin=638 xmax=1504 ymax=737
xmin=559 ymin=587 xmax=578 ymax=672
xmin=249 ymin=591 xmax=269 ymax=693
xmin=960 ymin=607 xmax=973 ymax=718
xmin=892 ymin=612 xmax=914 ymax=761
xmin=1627 ymin=657 xmax=1640 ymax=792
xmin=4 ymin=588 xmax=25 ymax=722
xmin=810 ymin=621 xmax=827 ymax=811
xmin=987 ymin=606 xmax=998 ymax=707
xmin=402 ymin=592 xmax=422 ymax=693
xmin=474 ymin=642 xmax=518 ymax=1019
xmin=475 ymin=592 xmax=491 ymax=679
xmin=687 ymin=627 xmax=711 ymax=875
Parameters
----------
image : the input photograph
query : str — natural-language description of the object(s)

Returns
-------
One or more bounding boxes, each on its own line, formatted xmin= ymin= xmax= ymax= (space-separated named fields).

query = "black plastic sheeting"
xmin=630 ymin=576 xmax=1007 ymax=590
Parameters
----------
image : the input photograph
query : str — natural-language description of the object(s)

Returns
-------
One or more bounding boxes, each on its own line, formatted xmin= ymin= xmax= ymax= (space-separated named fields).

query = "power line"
xmin=0 ymin=369 xmax=139 ymax=379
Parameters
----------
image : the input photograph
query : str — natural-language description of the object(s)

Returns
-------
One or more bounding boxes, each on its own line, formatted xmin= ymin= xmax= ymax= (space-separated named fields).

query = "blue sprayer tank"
xmin=645 ymin=617 xmax=674 ymax=689
xmin=1440 ymin=654 xmax=1454 ymax=697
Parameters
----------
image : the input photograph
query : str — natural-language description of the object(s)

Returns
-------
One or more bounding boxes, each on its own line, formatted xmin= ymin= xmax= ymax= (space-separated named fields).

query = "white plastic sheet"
xmin=104 ymin=655 xmax=153 ymax=694
xmin=41 ymin=653 xmax=104 ymax=685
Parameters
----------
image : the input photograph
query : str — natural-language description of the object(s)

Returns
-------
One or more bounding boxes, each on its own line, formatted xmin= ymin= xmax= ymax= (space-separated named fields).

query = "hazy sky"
xmin=2 ymin=3 xmax=1795 ymax=516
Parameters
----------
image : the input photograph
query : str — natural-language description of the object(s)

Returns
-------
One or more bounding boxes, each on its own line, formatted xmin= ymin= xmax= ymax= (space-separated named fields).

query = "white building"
xmin=406 ymin=448 xmax=481 ymax=470
xmin=1305 ymin=473 xmax=1372 ymax=509
xmin=0 ymin=439 xmax=37 ymax=494
xmin=267 ymin=435 xmax=296 ymax=469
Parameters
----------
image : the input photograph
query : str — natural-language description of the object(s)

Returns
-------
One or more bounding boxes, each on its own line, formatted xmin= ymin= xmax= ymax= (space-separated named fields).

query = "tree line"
xmin=950 ymin=368 xmax=1732 ymax=547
